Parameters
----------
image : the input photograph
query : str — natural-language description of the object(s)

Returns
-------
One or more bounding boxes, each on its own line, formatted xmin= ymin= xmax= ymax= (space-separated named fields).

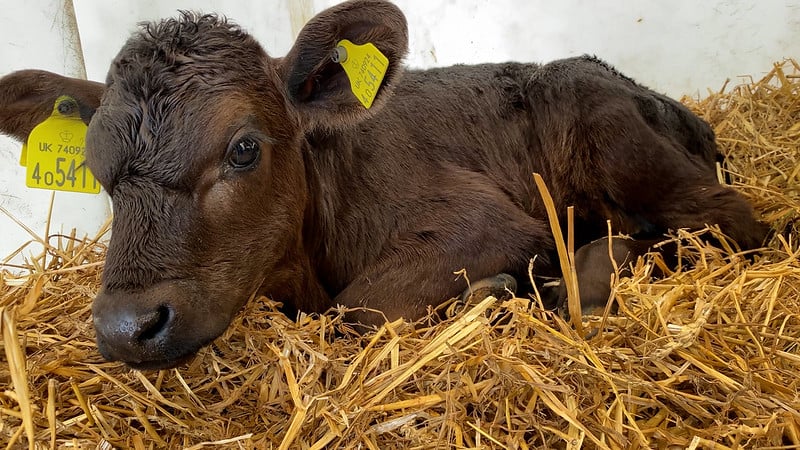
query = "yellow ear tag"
xmin=333 ymin=39 xmax=389 ymax=109
xmin=24 ymin=95 xmax=100 ymax=194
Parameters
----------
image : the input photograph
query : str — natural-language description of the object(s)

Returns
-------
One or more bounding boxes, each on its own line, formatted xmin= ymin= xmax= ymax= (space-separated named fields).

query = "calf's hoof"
xmin=446 ymin=273 xmax=518 ymax=318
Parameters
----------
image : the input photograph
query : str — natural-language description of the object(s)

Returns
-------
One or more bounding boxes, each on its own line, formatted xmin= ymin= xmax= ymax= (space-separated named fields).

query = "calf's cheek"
xmin=193 ymin=180 xmax=269 ymax=291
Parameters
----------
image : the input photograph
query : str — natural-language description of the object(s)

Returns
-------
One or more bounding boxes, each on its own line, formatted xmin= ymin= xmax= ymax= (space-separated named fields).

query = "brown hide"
xmin=0 ymin=1 xmax=765 ymax=369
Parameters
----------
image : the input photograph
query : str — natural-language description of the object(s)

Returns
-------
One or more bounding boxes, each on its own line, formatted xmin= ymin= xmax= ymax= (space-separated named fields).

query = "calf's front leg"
xmin=332 ymin=193 xmax=554 ymax=328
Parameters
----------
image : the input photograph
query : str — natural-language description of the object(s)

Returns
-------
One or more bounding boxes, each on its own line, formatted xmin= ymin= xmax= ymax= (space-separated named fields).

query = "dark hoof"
xmin=461 ymin=273 xmax=517 ymax=303
xmin=447 ymin=273 xmax=518 ymax=318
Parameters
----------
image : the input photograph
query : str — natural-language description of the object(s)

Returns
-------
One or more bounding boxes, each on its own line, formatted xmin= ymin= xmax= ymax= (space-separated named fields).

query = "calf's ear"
xmin=0 ymin=70 xmax=105 ymax=142
xmin=279 ymin=0 xmax=408 ymax=130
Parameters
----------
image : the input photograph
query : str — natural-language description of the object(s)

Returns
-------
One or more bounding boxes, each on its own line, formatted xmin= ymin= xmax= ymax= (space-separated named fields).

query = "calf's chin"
xmin=91 ymin=279 xmax=248 ymax=370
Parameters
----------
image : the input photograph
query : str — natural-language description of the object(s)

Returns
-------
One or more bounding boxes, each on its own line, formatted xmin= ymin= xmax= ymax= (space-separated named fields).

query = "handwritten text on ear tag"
xmin=24 ymin=95 xmax=100 ymax=194
xmin=332 ymin=39 xmax=389 ymax=109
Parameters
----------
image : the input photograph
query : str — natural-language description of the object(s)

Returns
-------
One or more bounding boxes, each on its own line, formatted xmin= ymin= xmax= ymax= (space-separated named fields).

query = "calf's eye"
xmin=228 ymin=138 xmax=260 ymax=170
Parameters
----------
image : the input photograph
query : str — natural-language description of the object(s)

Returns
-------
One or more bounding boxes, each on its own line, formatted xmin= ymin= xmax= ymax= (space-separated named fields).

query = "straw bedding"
xmin=1 ymin=59 xmax=799 ymax=449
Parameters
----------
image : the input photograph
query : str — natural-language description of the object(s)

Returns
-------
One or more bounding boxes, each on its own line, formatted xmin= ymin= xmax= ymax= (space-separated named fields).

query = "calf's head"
xmin=0 ymin=0 xmax=407 ymax=369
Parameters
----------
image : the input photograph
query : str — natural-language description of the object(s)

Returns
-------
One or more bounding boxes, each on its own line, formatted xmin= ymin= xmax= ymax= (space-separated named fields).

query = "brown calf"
xmin=0 ymin=0 xmax=765 ymax=369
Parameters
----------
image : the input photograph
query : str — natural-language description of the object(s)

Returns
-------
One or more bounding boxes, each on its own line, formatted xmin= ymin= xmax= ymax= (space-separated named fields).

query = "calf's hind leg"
xmin=576 ymin=84 xmax=766 ymax=250
xmin=556 ymin=236 xmax=675 ymax=317
xmin=560 ymin=183 xmax=766 ymax=318
xmin=648 ymin=183 xmax=767 ymax=251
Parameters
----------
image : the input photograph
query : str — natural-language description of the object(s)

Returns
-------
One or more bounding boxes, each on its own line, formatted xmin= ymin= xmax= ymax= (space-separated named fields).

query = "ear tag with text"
xmin=332 ymin=39 xmax=389 ymax=109
xmin=24 ymin=95 xmax=100 ymax=194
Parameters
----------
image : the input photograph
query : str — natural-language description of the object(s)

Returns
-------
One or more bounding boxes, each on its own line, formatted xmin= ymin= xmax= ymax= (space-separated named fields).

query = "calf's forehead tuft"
xmin=107 ymin=11 xmax=270 ymax=91
xmin=136 ymin=12 xmax=255 ymax=59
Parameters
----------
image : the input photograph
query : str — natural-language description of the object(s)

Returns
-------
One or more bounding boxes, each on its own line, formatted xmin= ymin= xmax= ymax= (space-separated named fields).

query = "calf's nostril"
xmin=134 ymin=305 xmax=172 ymax=342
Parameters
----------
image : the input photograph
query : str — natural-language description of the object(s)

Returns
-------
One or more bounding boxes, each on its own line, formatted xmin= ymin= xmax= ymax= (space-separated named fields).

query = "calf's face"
xmin=0 ymin=1 xmax=408 ymax=369
xmin=88 ymin=75 xmax=304 ymax=369
xmin=88 ymin=19 xmax=315 ymax=370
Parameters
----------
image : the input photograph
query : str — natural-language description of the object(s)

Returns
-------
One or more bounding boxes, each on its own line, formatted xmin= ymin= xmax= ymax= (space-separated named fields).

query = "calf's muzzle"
xmin=92 ymin=280 xmax=227 ymax=370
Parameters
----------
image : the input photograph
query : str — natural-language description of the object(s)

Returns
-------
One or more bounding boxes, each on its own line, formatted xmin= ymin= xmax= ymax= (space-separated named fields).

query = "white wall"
xmin=71 ymin=0 xmax=800 ymax=96
xmin=1 ymin=0 xmax=799 ymax=264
